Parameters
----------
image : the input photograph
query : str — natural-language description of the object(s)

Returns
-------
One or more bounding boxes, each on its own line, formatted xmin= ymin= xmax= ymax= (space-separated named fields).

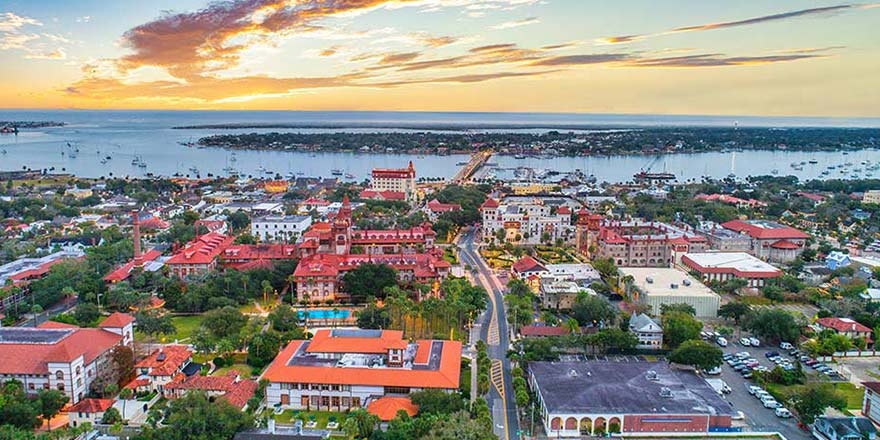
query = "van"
xmin=716 ymin=337 xmax=728 ymax=347
xmin=780 ymin=341 xmax=794 ymax=350
xmin=775 ymin=407 xmax=792 ymax=418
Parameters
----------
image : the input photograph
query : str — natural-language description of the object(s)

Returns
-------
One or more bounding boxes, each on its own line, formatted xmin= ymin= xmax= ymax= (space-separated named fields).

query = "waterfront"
xmin=1 ymin=109 xmax=879 ymax=182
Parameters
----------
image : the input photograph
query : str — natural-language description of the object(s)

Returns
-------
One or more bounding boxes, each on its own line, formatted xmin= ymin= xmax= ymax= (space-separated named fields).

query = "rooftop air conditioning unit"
xmin=682 ymin=279 xmax=692 ymax=286
xmin=659 ymin=387 xmax=672 ymax=398
xmin=670 ymin=283 xmax=678 ymax=289
xmin=646 ymin=277 xmax=654 ymax=284
xmin=646 ymin=370 xmax=658 ymax=381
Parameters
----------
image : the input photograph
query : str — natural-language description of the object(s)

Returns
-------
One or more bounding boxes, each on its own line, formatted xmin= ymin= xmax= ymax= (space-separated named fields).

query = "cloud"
xmin=626 ymin=53 xmax=827 ymax=68
xmin=41 ymin=33 xmax=72 ymax=43
xmin=75 ymin=16 xmax=91 ymax=23
xmin=0 ymin=31 xmax=38 ymax=50
xmin=379 ymin=51 xmax=421 ymax=64
xmin=602 ymin=3 xmax=876 ymax=44
xmin=0 ymin=12 xmax=42 ymax=32
xmin=531 ymin=53 xmax=630 ymax=66
xmin=491 ymin=16 xmax=539 ymax=30
xmin=25 ymin=48 xmax=66 ymax=60
xmin=412 ymin=33 xmax=458 ymax=47
xmin=319 ymin=45 xmax=342 ymax=57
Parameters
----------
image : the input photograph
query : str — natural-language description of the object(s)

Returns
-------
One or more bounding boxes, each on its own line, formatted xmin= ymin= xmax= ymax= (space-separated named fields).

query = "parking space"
xmin=713 ymin=341 xmax=810 ymax=440
xmin=557 ymin=354 xmax=660 ymax=363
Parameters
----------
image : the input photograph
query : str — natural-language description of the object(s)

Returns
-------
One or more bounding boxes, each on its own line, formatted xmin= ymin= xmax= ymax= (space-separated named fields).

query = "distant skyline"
xmin=1 ymin=1 xmax=879 ymax=116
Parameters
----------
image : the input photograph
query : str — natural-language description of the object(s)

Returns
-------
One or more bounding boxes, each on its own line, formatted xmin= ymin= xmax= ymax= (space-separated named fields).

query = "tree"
xmin=135 ymin=311 xmax=176 ymax=339
xmin=424 ymin=410 xmax=496 ymax=440
xmin=119 ymin=388 xmax=133 ymax=420
xmin=267 ymin=304 xmax=300 ymax=333
xmin=132 ymin=392 xmax=253 ymax=440
xmin=762 ymin=285 xmax=785 ymax=302
xmin=0 ymin=380 xmax=40 ymax=429
xmin=669 ymin=340 xmax=723 ymax=371
xmin=745 ymin=309 xmax=802 ymax=343
xmin=341 ymin=264 xmax=398 ymax=302
xmin=226 ymin=211 xmax=251 ymax=232
xmin=410 ymin=389 xmax=465 ymax=415
xmin=564 ymin=318 xmax=580 ymax=334
xmin=202 ymin=306 xmax=248 ymax=339
xmin=30 ymin=304 xmax=43 ymax=327
xmin=247 ymin=331 xmax=282 ymax=369
xmin=662 ymin=311 xmax=703 ymax=348
xmin=37 ymin=389 xmax=68 ymax=431
xmin=790 ymin=383 xmax=846 ymax=424
xmin=660 ymin=303 xmax=696 ymax=316
xmin=342 ymin=409 xmax=380 ymax=440
xmin=570 ymin=294 xmax=617 ymax=327
xmin=74 ymin=302 xmax=101 ymax=326
xmin=356 ymin=302 xmax=391 ymax=329
xmin=101 ymin=407 xmax=122 ymax=425
xmin=718 ymin=302 xmax=752 ymax=326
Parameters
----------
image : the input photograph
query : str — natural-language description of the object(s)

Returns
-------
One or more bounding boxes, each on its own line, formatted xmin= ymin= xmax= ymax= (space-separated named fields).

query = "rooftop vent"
xmin=646 ymin=277 xmax=654 ymax=284
xmin=156 ymin=352 xmax=166 ymax=362
xmin=659 ymin=387 xmax=672 ymax=398
xmin=568 ymin=369 xmax=578 ymax=377
xmin=645 ymin=370 xmax=658 ymax=381
xmin=670 ymin=283 xmax=679 ymax=289
xmin=682 ymin=279 xmax=692 ymax=286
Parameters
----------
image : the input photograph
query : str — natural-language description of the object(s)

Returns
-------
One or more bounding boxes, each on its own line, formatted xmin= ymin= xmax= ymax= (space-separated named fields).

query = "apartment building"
xmin=251 ymin=215 xmax=313 ymax=242
xmin=480 ymin=197 xmax=574 ymax=245
xmin=370 ymin=162 xmax=417 ymax=203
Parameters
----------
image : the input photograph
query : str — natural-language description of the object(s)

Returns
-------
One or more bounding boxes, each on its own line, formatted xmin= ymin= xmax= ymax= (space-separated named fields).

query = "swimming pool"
xmin=297 ymin=309 xmax=352 ymax=319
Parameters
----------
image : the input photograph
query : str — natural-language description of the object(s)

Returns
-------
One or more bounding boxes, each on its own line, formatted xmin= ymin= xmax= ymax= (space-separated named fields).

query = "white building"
xmin=480 ymin=198 xmax=574 ymax=245
xmin=264 ymin=329 xmax=460 ymax=412
xmin=370 ymin=162 xmax=417 ymax=203
xmin=251 ymin=215 xmax=313 ymax=242
xmin=682 ymin=252 xmax=782 ymax=288
xmin=628 ymin=313 xmax=663 ymax=350
xmin=621 ymin=267 xmax=720 ymax=318
xmin=864 ymin=190 xmax=880 ymax=205
xmin=0 ymin=313 xmax=134 ymax=404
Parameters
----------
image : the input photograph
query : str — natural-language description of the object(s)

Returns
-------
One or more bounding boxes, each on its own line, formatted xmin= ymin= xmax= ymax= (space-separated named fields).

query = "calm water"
xmin=1 ymin=109 xmax=878 ymax=182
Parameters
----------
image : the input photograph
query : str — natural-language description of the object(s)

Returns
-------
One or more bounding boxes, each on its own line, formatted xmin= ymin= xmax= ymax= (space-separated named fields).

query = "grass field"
xmin=269 ymin=410 xmax=347 ymax=429
xmin=767 ymin=381 xmax=864 ymax=410
xmin=165 ymin=315 xmax=204 ymax=342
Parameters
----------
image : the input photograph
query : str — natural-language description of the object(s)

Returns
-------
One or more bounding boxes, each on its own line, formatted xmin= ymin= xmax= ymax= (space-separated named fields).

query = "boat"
xmin=456 ymin=161 xmax=469 ymax=166
xmin=189 ymin=166 xmax=200 ymax=174
xmin=230 ymin=153 xmax=237 ymax=162
xmin=105 ymin=156 xmax=112 ymax=160
xmin=808 ymin=160 xmax=818 ymax=164
xmin=223 ymin=166 xmax=237 ymax=174
xmin=345 ymin=173 xmax=355 ymax=179
xmin=331 ymin=169 xmax=343 ymax=176
xmin=138 ymin=162 xmax=147 ymax=168
xmin=771 ymin=169 xmax=779 ymax=175
xmin=793 ymin=166 xmax=803 ymax=171
xmin=821 ymin=171 xmax=830 ymax=175
xmin=100 ymin=158 xmax=108 ymax=164
xmin=514 ymin=154 xmax=526 ymax=159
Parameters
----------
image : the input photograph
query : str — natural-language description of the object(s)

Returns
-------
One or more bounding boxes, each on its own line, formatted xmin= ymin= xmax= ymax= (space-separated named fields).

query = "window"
xmin=57 ymin=383 xmax=65 ymax=391
xmin=75 ymin=366 xmax=81 ymax=376
xmin=55 ymin=371 xmax=64 ymax=380
xmin=28 ymin=383 xmax=35 ymax=390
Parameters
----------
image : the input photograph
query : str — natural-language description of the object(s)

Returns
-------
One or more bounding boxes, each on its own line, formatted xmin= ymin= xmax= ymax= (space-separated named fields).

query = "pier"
xmin=452 ymin=150 xmax=493 ymax=184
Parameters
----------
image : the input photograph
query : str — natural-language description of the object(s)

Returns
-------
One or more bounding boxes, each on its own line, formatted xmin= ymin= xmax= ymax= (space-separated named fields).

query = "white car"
xmin=732 ymin=411 xmax=746 ymax=420
xmin=706 ymin=366 xmax=722 ymax=375
xmin=716 ymin=337 xmax=728 ymax=347
xmin=755 ymin=391 xmax=771 ymax=400
xmin=763 ymin=399 xmax=781 ymax=409
xmin=748 ymin=385 xmax=763 ymax=395
xmin=749 ymin=337 xmax=761 ymax=347
xmin=780 ymin=342 xmax=794 ymax=350
xmin=739 ymin=337 xmax=751 ymax=346
xmin=775 ymin=407 xmax=792 ymax=418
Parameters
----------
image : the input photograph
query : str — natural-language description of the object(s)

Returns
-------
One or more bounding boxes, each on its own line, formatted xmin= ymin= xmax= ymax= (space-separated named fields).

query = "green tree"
xmin=762 ymin=285 xmax=785 ymax=302
xmin=662 ymin=311 xmax=703 ymax=348
xmin=342 ymin=409 xmax=380 ymax=439
xmin=718 ymin=302 xmax=752 ymax=326
xmin=267 ymin=304 xmax=302 ymax=334
xmin=202 ymin=306 xmax=248 ymax=339
xmin=74 ymin=302 xmax=101 ymax=326
xmin=355 ymin=302 xmax=391 ymax=329
xmin=247 ymin=331 xmax=282 ymax=369
xmin=660 ymin=303 xmax=696 ymax=316
xmin=226 ymin=211 xmax=251 ymax=232
xmin=132 ymin=392 xmax=253 ymax=440
xmin=410 ymin=389 xmax=465 ymax=415
xmin=570 ymin=294 xmax=617 ymax=327
xmin=101 ymin=407 xmax=122 ymax=425
xmin=135 ymin=311 xmax=176 ymax=339
xmin=668 ymin=340 xmax=723 ymax=371
xmin=744 ymin=309 xmax=802 ymax=343
xmin=37 ymin=389 xmax=68 ymax=431
xmin=790 ymin=383 xmax=846 ymax=424
xmin=341 ymin=263 xmax=398 ymax=302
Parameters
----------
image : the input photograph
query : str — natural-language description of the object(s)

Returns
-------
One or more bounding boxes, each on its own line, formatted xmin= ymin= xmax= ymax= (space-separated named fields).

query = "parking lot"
xmin=709 ymin=336 xmax=814 ymax=440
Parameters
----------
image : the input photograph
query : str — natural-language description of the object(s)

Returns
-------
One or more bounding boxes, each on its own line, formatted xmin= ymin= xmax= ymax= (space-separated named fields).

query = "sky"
xmin=1 ymin=0 xmax=878 ymax=116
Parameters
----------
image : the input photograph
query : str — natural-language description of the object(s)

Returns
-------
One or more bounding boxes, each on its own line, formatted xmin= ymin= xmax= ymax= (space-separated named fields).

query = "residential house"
xmin=628 ymin=314 xmax=663 ymax=350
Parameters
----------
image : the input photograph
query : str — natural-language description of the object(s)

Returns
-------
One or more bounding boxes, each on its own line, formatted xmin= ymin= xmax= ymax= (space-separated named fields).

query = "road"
xmin=458 ymin=228 xmax=520 ymax=440
xmin=14 ymin=296 xmax=77 ymax=327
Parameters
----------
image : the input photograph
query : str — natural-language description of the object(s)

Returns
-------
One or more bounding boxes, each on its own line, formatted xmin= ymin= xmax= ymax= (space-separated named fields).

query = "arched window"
xmin=57 ymin=383 xmax=65 ymax=391
xmin=55 ymin=371 xmax=64 ymax=380
xmin=75 ymin=366 xmax=81 ymax=376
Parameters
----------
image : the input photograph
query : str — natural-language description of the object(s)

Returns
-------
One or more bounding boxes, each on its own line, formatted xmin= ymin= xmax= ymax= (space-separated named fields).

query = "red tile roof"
xmin=817 ymin=317 xmax=872 ymax=334
xmin=512 ymin=256 xmax=546 ymax=274
xmin=103 ymin=250 xmax=163 ymax=282
xmin=307 ymin=329 xmax=408 ymax=354
xmin=426 ymin=199 xmax=461 ymax=213
xmin=372 ymin=164 xmax=415 ymax=179
xmin=302 ymin=197 xmax=329 ymax=206
xmin=264 ymin=339 xmax=461 ymax=389
xmin=221 ymin=244 xmax=298 ymax=262
xmin=124 ymin=378 xmax=151 ymax=390
xmin=367 ymin=396 xmax=419 ymax=421
xmin=38 ymin=321 xmax=79 ymax=329
xmin=0 ymin=328 xmax=123 ymax=375
xmin=135 ymin=345 xmax=192 ymax=377
xmin=99 ymin=312 xmax=136 ymax=328
xmin=68 ymin=398 xmax=114 ymax=413
xmin=166 ymin=372 xmax=257 ymax=409
xmin=360 ymin=190 xmax=406 ymax=201
xmin=770 ymin=239 xmax=800 ymax=250
xmin=557 ymin=206 xmax=572 ymax=215
xmin=294 ymin=252 xmax=449 ymax=279
xmin=139 ymin=217 xmax=171 ymax=230
xmin=721 ymin=220 xmax=810 ymax=240
xmin=166 ymin=232 xmax=234 ymax=266
xmin=479 ymin=198 xmax=500 ymax=210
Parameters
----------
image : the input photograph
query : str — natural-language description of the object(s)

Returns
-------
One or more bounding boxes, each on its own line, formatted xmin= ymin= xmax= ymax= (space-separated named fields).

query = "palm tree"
xmin=119 ymin=388 xmax=133 ymax=420
xmin=564 ymin=318 xmax=580 ymax=335
xmin=31 ymin=304 xmax=43 ymax=327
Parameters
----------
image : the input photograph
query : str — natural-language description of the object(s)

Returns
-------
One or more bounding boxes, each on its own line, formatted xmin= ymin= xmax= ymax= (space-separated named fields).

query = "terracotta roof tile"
xmin=367 ymin=396 xmax=419 ymax=421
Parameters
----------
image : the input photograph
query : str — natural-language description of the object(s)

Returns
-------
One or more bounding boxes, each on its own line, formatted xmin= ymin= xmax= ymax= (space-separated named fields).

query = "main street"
xmin=458 ymin=228 xmax=521 ymax=440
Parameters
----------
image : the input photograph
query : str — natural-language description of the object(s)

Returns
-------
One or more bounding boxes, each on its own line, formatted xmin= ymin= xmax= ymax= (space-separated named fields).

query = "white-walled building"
xmin=480 ymin=198 xmax=574 ymax=245
xmin=251 ymin=215 xmax=313 ymax=242
xmin=682 ymin=252 xmax=782 ymax=288
xmin=621 ymin=267 xmax=720 ymax=318
xmin=0 ymin=313 xmax=134 ymax=404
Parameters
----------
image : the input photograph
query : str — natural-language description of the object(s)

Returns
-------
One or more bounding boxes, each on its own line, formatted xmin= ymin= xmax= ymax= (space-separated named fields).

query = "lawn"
xmin=134 ymin=314 xmax=205 ymax=343
xmin=239 ymin=297 xmax=279 ymax=314
xmin=534 ymin=246 xmax=579 ymax=264
xmin=766 ymin=381 xmax=864 ymax=410
xmin=269 ymin=410 xmax=348 ymax=429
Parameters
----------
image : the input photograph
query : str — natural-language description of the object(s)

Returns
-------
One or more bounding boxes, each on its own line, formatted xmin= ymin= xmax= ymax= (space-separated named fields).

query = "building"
xmin=694 ymin=193 xmax=767 ymax=209
xmin=511 ymin=256 xmax=548 ymax=279
xmin=520 ymin=325 xmax=570 ymax=338
xmin=826 ymin=251 xmax=852 ymax=270
xmin=681 ymin=252 xmax=782 ymax=288
xmin=576 ymin=212 xmax=708 ymax=267
xmin=628 ymin=314 xmax=663 ymax=350
xmin=480 ymin=197 xmax=574 ymax=245
xmin=370 ymin=162 xmax=417 ymax=203
xmin=620 ymin=267 xmax=720 ymax=318
xmin=539 ymin=279 xmax=585 ymax=310
xmin=863 ymin=190 xmax=880 ymax=205
xmin=165 ymin=371 xmax=257 ymax=409
xmin=528 ymin=361 xmax=734 ymax=437
xmin=251 ymin=215 xmax=313 ymax=242
xmin=0 ymin=249 xmax=85 ymax=288
xmin=220 ymin=244 xmax=299 ymax=270
xmin=351 ymin=225 xmax=436 ymax=254
xmin=263 ymin=180 xmax=289 ymax=193
xmin=104 ymin=211 xmax=166 ymax=284
xmin=696 ymin=222 xmax=752 ymax=252
xmin=423 ymin=198 xmax=462 ymax=221
xmin=0 ymin=313 xmax=134 ymax=404
xmin=815 ymin=318 xmax=873 ymax=344
xmin=359 ymin=190 xmax=407 ymax=202
xmin=68 ymin=398 xmax=114 ymax=428
xmin=719 ymin=220 xmax=810 ymax=263
xmin=165 ymin=231 xmax=236 ymax=278
xmin=813 ymin=416 xmax=877 ymax=440
xmin=293 ymin=252 xmax=450 ymax=303
xmin=263 ymin=329 xmax=461 ymax=412
xmin=134 ymin=345 xmax=194 ymax=393
xmin=863 ymin=382 xmax=880 ymax=427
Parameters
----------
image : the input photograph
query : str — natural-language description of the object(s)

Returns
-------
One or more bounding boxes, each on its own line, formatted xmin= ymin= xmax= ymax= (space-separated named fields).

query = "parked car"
xmin=780 ymin=342 xmax=794 ymax=350
xmin=749 ymin=337 xmax=761 ymax=346
xmin=775 ymin=407 xmax=792 ymax=418
xmin=763 ymin=399 xmax=781 ymax=409
xmin=706 ymin=366 xmax=722 ymax=375
xmin=739 ymin=337 xmax=751 ymax=346
xmin=717 ymin=337 xmax=728 ymax=347
xmin=765 ymin=351 xmax=780 ymax=358
xmin=755 ymin=390 xmax=770 ymax=400
xmin=732 ymin=410 xmax=746 ymax=420
xmin=747 ymin=385 xmax=762 ymax=395
xmin=742 ymin=371 xmax=753 ymax=378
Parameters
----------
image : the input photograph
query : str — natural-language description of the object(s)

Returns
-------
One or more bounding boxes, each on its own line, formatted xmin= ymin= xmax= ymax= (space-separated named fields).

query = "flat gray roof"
xmin=529 ymin=361 xmax=734 ymax=416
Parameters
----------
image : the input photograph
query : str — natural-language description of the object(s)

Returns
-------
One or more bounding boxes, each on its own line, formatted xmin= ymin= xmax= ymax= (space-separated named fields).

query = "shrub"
xmin=212 ymin=357 xmax=226 ymax=368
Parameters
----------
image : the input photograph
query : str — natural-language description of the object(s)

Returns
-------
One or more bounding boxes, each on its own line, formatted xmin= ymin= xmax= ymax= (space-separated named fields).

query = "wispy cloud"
xmin=531 ymin=54 xmax=630 ymax=66
xmin=491 ymin=16 xmax=539 ymax=30
xmin=626 ymin=53 xmax=828 ymax=68
xmin=25 ymin=48 xmax=66 ymax=60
